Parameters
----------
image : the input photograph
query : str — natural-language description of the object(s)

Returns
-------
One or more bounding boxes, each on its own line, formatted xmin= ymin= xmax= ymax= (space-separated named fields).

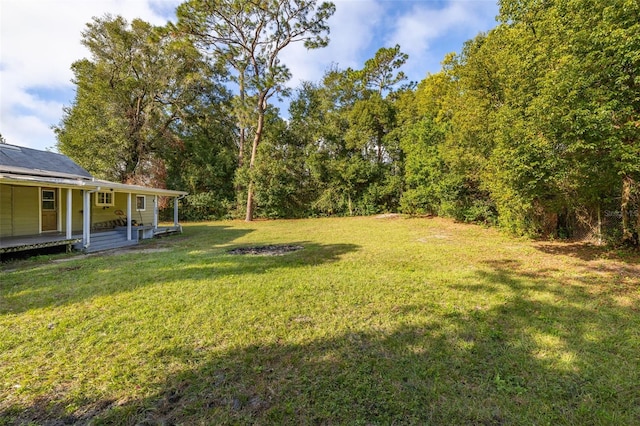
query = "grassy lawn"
xmin=1 ymin=216 xmax=639 ymax=425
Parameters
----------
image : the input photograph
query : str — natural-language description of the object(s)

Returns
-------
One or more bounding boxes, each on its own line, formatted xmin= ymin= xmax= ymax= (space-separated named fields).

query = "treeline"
xmin=56 ymin=0 xmax=640 ymax=243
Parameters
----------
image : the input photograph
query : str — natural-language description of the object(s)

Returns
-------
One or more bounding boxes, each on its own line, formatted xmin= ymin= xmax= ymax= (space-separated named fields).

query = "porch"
xmin=0 ymin=225 xmax=182 ymax=255
xmin=0 ymin=232 xmax=82 ymax=255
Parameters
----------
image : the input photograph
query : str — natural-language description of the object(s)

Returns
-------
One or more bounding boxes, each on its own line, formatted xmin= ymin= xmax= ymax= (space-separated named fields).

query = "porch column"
xmin=57 ymin=188 xmax=63 ymax=232
xmin=83 ymin=190 xmax=90 ymax=247
xmin=126 ymin=192 xmax=132 ymax=241
xmin=174 ymin=197 xmax=179 ymax=227
xmin=82 ymin=187 xmax=100 ymax=249
xmin=153 ymin=195 xmax=158 ymax=230
xmin=66 ymin=188 xmax=72 ymax=239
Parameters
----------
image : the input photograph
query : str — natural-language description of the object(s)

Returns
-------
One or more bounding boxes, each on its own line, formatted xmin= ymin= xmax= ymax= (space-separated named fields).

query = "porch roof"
xmin=91 ymin=179 xmax=188 ymax=197
xmin=0 ymin=173 xmax=187 ymax=197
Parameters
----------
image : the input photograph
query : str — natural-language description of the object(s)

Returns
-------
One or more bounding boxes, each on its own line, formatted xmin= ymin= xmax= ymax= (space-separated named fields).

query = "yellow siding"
xmin=134 ymin=195 xmax=155 ymax=226
xmin=0 ymin=186 xmax=164 ymax=238
xmin=72 ymin=190 xmax=83 ymax=232
xmin=0 ymin=184 xmax=13 ymax=237
xmin=58 ymin=189 xmax=85 ymax=234
xmin=91 ymin=193 xmax=156 ymax=227
xmin=11 ymin=186 xmax=39 ymax=236
xmin=91 ymin=192 xmax=126 ymax=225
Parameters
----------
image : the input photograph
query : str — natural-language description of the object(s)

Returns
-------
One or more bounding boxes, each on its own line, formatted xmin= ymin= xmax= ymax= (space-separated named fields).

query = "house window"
xmin=136 ymin=195 xmax=146 ymax=211
xmin=95 ymin=191 xmax=114 ymax=206
xmin=42 ymin=190 xmax=56 ymax=210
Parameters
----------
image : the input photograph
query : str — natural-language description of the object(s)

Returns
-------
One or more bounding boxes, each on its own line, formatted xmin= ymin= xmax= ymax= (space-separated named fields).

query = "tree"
xmin=162 ymin=86 xmax=238 ymax=218
xmin=399 ymin=73 xmax=450 ymax=215
xmin=357 ymin=44 xmax=409 ymax=96
xmin=55 ymin=15 xmax=221 ymax=186
xmin=496 ymin=0 xmax=640 ymax=241
xmin=284 ymin=46 xmax=409 ymax=217
xmin=345 ymin=46 xmax=408 ymax=165
xmin=177 ymin=0 xmax=336 ymax=221
xmin=250 ymin=109 xmax=318 ymax=218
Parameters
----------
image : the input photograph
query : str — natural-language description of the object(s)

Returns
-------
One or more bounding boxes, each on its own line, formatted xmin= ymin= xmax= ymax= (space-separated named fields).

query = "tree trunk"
xmin=245 ymin=181 xmax=255 ymax=222
xmin=237 ymin=70 xmax=246 ymax=168
xmin=621 ymin=175 xmax=634 ymax=244
xmin=377 ymin=128 xmax=384 ymax=163
xmin=597 ymin=202 xmax=603 ymax=245
xmin=236 ymin=71 xmax=247 ymax=213
xmin=245 ymin=96 xmax=266 ymax=222
xmin=636 ymin=194 xmax=640 ymax=245
xmin=347 ymin=193 xmax=353 ymax=216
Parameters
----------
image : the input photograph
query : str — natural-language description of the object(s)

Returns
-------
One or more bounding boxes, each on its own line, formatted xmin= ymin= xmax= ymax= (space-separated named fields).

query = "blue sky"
xmin=0 ymin=0 xmax=499 ymax=152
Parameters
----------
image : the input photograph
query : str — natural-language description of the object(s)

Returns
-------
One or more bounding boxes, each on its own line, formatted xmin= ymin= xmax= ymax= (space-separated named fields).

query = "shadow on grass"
xmin=5 ymin=258 xmax=640 ymax=425
xmin=527 ymin=242 xmax=640 ymax=292
xmin=534 ymin=240 xmax=640 ymax=264
xmin=0 ymin=225 xmax=359 ymax=315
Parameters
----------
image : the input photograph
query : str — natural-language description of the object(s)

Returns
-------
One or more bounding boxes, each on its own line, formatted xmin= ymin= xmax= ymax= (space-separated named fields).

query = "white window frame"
xmin=41 ymin=189 xmax=56 ymax=211
xmin=136 ymin=195 xmax=146 ymax=211
xmin=95 ymin=191 xmax=114 ymax=207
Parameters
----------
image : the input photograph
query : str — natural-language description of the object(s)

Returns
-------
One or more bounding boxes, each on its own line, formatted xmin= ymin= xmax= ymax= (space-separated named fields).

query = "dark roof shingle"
xmin=0 ymin=144 xmax=92 ymax=179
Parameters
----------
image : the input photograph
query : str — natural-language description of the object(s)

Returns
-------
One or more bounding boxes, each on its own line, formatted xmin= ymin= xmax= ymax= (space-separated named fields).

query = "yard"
xmin=1 ymin=216 xmax=639 ymax=425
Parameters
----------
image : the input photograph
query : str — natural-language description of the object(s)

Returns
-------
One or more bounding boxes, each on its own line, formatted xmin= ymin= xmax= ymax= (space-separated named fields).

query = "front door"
xmin=41 ymin=188 xmax=57 ymax=232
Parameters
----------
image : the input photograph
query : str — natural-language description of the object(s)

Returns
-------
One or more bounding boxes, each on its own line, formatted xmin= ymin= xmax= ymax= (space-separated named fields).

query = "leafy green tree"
xmin=430 ymin=38 xmax=503 ymax=224
xmin=162 ymin=87 xmax=238 ymax=218
xmin=55 ymin=15 xmax=220 ymax=187
xmin=251 ymin=110 xmax=318 ymax=218
xmin=345 ymin=45 xmax=408 ymax=165
xmin=556 ymin=0 xmax=640 ymax=242
xmin=287 ymin=47 xmax=408 ymax=217
xmin=399 ymin=73 xmax=449 ymax=215
xmin=177 ymin=0 xmax=336 ymax=221
xmin=356 ymin=44 xmax=409 ymax=96
xmin=495 ymin=0 xmax=640 ymax=240
xmin=288 ymin=74 xmax=355 ymax=215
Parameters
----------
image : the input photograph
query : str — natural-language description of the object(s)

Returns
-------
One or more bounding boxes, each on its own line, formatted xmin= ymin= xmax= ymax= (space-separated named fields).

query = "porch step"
xmin=73 ymin=230 xmax=139 ymax=253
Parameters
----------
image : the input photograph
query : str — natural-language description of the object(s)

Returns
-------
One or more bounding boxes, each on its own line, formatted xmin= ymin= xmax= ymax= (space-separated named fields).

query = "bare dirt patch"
xmin=105 ymin=247 xmax=172 ymax=256
xmin=374 ymin=213 xmax=401 ymax=219
xmin=417 ymin=235 xmax=451 ymax=242
xmin=228 ymin=245 xmax=303 ymax=256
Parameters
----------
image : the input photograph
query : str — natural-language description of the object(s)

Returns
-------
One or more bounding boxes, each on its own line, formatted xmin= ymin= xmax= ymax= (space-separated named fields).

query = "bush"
xmin=172 ymin=192 xmax=234 ymax=221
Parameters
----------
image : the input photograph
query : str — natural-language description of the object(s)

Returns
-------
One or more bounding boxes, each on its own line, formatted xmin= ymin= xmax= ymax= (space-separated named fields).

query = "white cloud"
xmin=280 ymin=0 xmax=385 ymax=87
xmin=281 ymin=0 xmax=498 ymax=89
xmin=386 ymin=1 xmax=498 ymax=81
xmin=0 ymin=0 xmax=498 ymax=151
xmin=1 ymin=113 xmax=58 ymax=151
xmin=0 ymin=0 xmax=181 ymax=151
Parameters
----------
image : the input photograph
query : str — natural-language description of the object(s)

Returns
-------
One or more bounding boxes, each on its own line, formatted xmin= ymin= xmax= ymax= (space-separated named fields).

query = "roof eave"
xmin=0 ymin=174 xmax=188 ymax=197
xmin=0 ymin=165 xmax=93 ymax=181
xmin=0 ymin=173 xmax=95 ymax=189
xmin=95 ymin=182 xmax=188 ymax=197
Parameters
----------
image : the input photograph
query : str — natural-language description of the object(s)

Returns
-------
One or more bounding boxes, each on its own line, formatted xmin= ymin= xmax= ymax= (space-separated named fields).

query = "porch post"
xmin=174 ymin=197 xmax=179 ymax=227
xmin=66 ymin=188 xmax=72 ymax=239
xmin=83 ymin=190 xmax=90 ymax=247
xmin=127 ymin=192 xmax=132 ymax=241
xmin=57 ymin=188 xmax=63 ymax=232
xmin=153 ymin=195 xmax=158 ymax=230
xmin=82 ymin=187 xmax=100 ymax=249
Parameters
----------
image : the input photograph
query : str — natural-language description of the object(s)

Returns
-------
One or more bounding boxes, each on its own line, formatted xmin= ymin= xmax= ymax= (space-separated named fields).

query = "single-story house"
xmin=0 ymin=143 xmax=187 ymax=254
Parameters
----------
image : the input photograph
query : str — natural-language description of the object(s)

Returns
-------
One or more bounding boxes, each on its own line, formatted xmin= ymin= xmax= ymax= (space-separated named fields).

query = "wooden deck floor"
xmin=1 ymin=226 xmax=181 ymax=254
xmin=0 ymin=233 xmax=83 ymax=254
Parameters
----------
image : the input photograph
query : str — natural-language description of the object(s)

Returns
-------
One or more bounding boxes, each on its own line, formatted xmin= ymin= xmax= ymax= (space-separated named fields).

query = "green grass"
xmin=1 ymin=216 xmax=639 ymax=425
